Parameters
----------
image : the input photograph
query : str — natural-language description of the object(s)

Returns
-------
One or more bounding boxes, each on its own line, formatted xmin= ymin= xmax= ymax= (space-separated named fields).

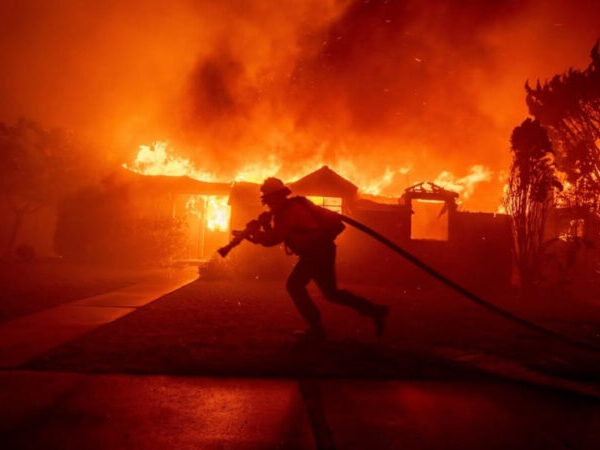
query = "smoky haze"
xmin=1 ymin=0 xmax=599 ymax=210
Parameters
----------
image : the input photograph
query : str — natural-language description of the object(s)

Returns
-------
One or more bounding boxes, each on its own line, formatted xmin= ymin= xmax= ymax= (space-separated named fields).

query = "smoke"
xmin=1 ymin=0 xmax=599 ymax=210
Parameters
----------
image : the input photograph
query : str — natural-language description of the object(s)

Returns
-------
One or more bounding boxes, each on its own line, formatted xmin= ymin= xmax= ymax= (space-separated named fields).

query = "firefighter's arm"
xmin=250 ymin=227 xmax=284 ymax=247
xmin=250 ymin=213 xmax=287 ymax=246
xmin=239 ymin=219 xmax=283 ymax=246
xmin=225 ymin=218 xmax=257 ymax=244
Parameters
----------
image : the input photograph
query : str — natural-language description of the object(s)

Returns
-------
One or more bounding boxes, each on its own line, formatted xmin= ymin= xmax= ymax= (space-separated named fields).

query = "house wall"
xmin=336 ymin=207 xmax=512 ymax=291
xmin=226 ymin=188 xmax=513 ymax=291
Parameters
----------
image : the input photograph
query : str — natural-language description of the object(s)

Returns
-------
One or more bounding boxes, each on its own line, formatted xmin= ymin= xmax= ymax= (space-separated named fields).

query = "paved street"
xmin=1 ymin=371 xmax=599 ymax=449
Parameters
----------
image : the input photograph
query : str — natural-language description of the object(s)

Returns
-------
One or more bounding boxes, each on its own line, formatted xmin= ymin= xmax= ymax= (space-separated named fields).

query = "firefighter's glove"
xmin=232 ymin=230 xmax=246 ymax=238
xmin=246 ymin=219 xmax=261 ymax=233
xmin=258 ymin=212 xmax=272 ymax=228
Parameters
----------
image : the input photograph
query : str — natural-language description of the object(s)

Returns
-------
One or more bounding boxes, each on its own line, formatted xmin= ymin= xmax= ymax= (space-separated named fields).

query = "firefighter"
xmin=245 ymin=177 xmax=389 ymax=341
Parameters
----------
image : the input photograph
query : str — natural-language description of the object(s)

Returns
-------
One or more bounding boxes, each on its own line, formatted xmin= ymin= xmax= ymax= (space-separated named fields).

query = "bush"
xmin=55 ymin=184 xmax=187 ymax=266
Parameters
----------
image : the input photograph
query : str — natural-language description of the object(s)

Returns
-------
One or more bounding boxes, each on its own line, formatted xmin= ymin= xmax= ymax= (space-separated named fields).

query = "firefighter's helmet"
xmin=260 ymin=177 xmax=291 ymax=199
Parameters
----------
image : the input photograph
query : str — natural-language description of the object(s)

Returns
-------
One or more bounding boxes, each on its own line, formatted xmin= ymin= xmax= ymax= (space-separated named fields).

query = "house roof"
xmin=289 ymin=166 xmax=358 ymax=198
xmin=228 ymin=181 xmax=261 ymax=206
xmin=401 ymin=181 xmax=459 ymax=202
xmin=110 ymin=167 xmax=231 ymax=196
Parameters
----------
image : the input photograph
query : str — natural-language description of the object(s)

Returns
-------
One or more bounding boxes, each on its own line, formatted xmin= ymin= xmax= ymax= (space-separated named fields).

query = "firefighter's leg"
xmin=315 ymin=269 xmax=380 ymax=316
xmin=313 ymin=247 xmax=388 ymax=334
xmin=286 ymin=259 xmax=322 ymax=328
xmin=312 ymin=247 xmax=376 ymax=314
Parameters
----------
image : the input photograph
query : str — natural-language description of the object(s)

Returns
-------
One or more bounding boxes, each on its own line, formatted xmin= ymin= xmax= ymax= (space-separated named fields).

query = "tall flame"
xmin=123 ymin=142 xmax=217 ymax=181
xmin=434 ymin=165 xmax=492 ymax=199
xmin=124 ymin=141 xmax=495 ymax=216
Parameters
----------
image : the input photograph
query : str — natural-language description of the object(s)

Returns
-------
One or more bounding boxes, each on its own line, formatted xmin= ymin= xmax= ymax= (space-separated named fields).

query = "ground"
xmin=1 ymin=265 xmax=600 ymax=449
xmin=28 ymin=278 xmax=600 ymax=381
xmin=0 ymin=259 xmax=158 ymax=324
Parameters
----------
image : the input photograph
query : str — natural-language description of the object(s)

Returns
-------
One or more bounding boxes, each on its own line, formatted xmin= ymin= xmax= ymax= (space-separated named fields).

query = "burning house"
xmin=51 ymin=160 xmax=511 ymax=286
xmin=54 ymin=168 xmax=232 ymax=265
xmin=224 ymin=166 xmax=512 ymax=288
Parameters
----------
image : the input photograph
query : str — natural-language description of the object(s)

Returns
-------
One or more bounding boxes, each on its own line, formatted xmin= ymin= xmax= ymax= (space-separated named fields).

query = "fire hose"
xmin=218 ymin=213 xmax=600 ymax=353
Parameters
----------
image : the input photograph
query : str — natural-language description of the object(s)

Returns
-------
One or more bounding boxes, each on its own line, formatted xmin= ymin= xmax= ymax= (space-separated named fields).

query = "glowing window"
xmin=181 ymin=194 xmax=231 ymax=259
xmin=410 ymin=199 xmax=449 ymax=241
xmin=185 ymin=195 xmax=231 ymax=232
xmin=307 ymin=196 xmax=342 ymax=213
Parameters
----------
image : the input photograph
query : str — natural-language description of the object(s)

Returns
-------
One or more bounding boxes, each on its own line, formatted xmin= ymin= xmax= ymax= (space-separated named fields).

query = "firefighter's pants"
xmin=286 ymin=244 xmax=379 ymax=327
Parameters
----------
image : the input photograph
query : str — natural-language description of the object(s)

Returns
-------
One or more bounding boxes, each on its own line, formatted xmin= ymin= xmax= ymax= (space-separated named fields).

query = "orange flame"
xmin=185 ymin=195 xmax=230 ymax=232
xmin=205 ymin=196 xmax=230 ymax=231
xmin=124 ymin=142 xmax=495 ymax=219
xmin=434 ymin=165 xmax=492 ymax=199
xmin=123 ymin=142 xmax=217 ymax=181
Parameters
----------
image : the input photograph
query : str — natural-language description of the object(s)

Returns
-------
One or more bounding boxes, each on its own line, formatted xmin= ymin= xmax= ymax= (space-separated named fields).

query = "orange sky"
xmin=1 ymin=0 xmax=599 ymax=210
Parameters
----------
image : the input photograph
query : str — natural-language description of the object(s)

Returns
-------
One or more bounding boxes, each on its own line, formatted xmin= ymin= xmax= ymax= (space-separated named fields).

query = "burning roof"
xmin=110 ymin=167 xmax=231 ymax=196
xmin=289 ymin=165 xmax=358 ymax=199
xmin=402 ymin=181 xmax=459 ymax=201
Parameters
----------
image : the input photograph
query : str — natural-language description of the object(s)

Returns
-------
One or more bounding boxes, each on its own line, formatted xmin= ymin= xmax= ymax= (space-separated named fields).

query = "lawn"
xmin=0 ymin=259 xmax=158 ymax=324
xmin=29 ymin=278 xmax=600 ymax=381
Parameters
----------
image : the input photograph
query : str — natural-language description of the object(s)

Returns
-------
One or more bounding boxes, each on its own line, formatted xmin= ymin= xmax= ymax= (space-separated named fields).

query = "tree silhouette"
xmin=0 ymin=119 xmax=90 ymax=257
xmin=526 ymin=41 xmax=600 ymax=233
xmin=504 ymin=118 xmax=561 ymax=289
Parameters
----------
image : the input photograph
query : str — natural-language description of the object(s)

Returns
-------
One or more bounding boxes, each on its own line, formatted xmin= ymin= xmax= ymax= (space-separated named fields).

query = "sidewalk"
xmin=0 ymin=268 xmax=197 ymax=368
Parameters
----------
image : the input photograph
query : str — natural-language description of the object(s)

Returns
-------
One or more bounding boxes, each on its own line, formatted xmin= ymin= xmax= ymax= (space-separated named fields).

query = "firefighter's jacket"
xmin=252 ymin=197 xmax=334 ymax=256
